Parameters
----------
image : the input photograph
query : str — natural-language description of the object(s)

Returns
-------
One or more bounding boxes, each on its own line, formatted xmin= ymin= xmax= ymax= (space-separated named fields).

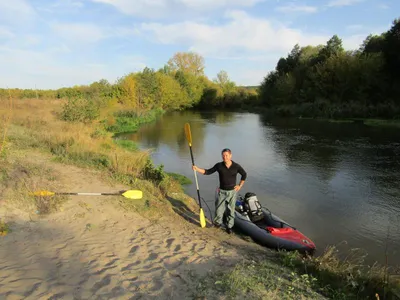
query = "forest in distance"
xmin=1 ymin=17 xmax=399 ymax=120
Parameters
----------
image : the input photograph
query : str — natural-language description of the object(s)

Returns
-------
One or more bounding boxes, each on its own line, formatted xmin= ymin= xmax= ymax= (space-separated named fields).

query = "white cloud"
xmin=0 ymin=27 xmax=14 ymax=39
xmin=346 ymin=24 xmax=364 ymax=31
xmin=51 ymin=23 xmax=106 ymax=43
xmin=0 ymin=46 xmax=146 ymax=89
xmin=275 ymin=3 xmax=318 ymax=13
xmin=91 ymin=0 xmax=265 ymax=18
xmin=342 ymin=34 xmax=366 ymax=50
xmin=232 ymin=68 xmax=274 ymax=86
xmin=327 ymin=0 xmax=364 ymax=7
xmin=0 ymin=0 xmax=36 ymax=24
xmin=52 ymin=0 xmax=84 ymax=8
xmin=49 ymin=22 xmax=139 ymax=44
xmin=139 ymin=10 xmax=329 ymax=57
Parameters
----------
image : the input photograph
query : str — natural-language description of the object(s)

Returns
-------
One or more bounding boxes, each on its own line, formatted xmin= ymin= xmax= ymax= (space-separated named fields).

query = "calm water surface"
xmin=118 ymin=110 xmax=400 ymax=267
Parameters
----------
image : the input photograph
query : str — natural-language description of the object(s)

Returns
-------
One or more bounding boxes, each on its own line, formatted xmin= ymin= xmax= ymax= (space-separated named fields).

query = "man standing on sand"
xmin=192 ymin=148 xmax=247 ymax=234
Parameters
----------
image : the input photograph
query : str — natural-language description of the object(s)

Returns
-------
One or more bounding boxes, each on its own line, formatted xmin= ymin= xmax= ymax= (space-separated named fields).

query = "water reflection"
xmin=121 ymin=110 xmax=400 ymax=266
xmin=258 ymin=115 xmax=400 ymax=264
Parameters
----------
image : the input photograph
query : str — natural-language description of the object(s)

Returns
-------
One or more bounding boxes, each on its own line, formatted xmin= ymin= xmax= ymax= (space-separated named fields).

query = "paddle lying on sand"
xmin=184 ymin=122 xmax=207 ymax=228
xmin=30 ymin=189 xmax=143 ymax=200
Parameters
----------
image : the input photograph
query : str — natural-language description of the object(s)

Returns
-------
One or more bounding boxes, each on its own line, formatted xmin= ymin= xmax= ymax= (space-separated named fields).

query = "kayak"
xmin=219 ymin=190 xmax=316 ymax=254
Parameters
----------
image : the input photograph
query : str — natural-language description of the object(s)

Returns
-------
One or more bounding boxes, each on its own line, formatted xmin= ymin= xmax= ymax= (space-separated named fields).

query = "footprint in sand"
xmin=129 ymin=245 xmax=139 ymax=254
xmin=166 ymin=238 xmax=175 ymax=249
xmin=90 ymin=274 xmax=111 ymax=294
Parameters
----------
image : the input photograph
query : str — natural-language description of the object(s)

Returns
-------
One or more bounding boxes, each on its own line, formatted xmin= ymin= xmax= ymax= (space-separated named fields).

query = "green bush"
xmin=60 ymin=97 xmax=100 ymax=123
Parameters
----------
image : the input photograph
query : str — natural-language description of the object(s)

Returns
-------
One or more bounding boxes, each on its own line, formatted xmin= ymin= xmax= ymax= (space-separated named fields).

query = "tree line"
xmin=0 ymin=52 xmax=258 ymax=112
xmin=1 ymin=17 xmax=399 ymax=119
xmin=258 ymin=18 xmax=400 ymax=119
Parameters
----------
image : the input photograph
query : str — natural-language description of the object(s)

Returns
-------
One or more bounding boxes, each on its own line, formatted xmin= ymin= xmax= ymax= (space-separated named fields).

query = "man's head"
xmin=221 ymin=148 xmax=232 ymax=163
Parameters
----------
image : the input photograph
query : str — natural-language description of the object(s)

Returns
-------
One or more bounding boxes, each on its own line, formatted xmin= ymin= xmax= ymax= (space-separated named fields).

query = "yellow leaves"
xmin=167 ymin=51 xmax=205 ymax=76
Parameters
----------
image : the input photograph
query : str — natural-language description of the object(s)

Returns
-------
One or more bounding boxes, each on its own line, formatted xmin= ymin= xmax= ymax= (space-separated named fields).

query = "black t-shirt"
xmin=204 ymin=160 xmax=247 ymax=190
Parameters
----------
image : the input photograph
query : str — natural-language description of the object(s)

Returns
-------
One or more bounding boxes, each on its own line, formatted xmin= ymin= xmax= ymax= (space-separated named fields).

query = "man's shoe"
xmin=226 ymin=227 xmax=232 ymax=234
xmin=213 ymin=222 xmax=221 ymax=228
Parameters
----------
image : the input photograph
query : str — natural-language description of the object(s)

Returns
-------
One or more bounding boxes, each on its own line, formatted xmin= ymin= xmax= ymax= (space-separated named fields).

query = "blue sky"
xmin=0 ymin=0 xmax=398 ymax=89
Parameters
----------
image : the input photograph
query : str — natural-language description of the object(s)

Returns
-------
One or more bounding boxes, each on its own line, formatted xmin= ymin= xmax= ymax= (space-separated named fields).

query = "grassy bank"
xmin=0 ymin=98 xmax=191 ymax=219
xmin=1 ymin=97 xmax=399 ymax=299
xmin=196 ymin=247 xmax=400 ymax=300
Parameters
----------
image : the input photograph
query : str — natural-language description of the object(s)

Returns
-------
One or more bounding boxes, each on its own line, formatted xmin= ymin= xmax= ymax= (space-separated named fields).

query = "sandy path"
xmin=0 ymin=153 xmax=255 ymax=299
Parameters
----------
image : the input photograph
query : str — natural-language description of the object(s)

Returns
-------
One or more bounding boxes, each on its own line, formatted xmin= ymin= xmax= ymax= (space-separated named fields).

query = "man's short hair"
xmin=221 ymin=148 xmax=231 ymax=154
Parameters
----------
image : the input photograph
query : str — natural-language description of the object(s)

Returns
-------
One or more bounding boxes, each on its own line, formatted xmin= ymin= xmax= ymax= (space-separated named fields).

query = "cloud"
xmin=346 ymin=24 xmax=364 ymax=31
xmin=139 ymin=10 xmax=329 ymax=57
xmin=0 ymin=0 xmax=36 ymax=24
xmin=0 ymin=46 xmax=146 ymax=89
xmin=232 ymin=68 xmax=275 ymax=86
xmin=327 ymin=0 xmax=364 ymax=7
xmin=52 ymin=0 xmax=84 ymax=8
xmin=378 ymin=4 xmax=389 ymax=9
xmin=342 ymin=34 xmax=367 ymax=50
xmin=51 ymin=22 xmax=107 ymax=43
xmin=275 ymin=3 xmax=318 ymax=13
xmin=91 ymin=0 xmax=265 ymax=19
xmin=49 ymin=22 xmax=139 ymax=44
xmin=0 ymin=27 xmax=14 ymax=39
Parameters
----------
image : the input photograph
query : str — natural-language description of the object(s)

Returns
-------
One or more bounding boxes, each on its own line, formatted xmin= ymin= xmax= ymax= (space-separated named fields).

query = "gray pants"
xmin=214 ymin=189 xmax=237 ymax=229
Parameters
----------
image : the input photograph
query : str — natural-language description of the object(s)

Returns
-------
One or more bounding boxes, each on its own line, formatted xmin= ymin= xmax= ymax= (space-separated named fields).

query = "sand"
xmin=0 ymin=153 xmax=266 ymax=299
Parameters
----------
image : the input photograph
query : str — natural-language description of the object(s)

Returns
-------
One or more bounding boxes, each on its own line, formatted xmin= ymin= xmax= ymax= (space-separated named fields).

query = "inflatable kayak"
xmin=220 ymin=190 xmax=316 ymax=254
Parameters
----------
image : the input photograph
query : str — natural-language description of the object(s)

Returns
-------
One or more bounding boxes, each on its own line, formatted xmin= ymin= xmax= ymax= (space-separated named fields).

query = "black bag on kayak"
xmin=244 ymin=192 xmax=264 ymax=222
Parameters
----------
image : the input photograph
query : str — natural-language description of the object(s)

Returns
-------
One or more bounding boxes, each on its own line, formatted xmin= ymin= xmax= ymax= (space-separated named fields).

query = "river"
xmin=118 ymin=110 xmax=400 ymax=267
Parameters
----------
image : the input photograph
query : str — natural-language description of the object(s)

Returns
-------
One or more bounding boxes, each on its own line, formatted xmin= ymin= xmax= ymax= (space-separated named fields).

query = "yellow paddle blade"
xmin=184 ymin=123 xmax=192 ymax=146
xmin=200 ymin=208 xmax=206 ymax=228
xmin=30 ymin=190 xmax=55 ymax=197
xmin=122 ymin=190 xmax=143 ymax=200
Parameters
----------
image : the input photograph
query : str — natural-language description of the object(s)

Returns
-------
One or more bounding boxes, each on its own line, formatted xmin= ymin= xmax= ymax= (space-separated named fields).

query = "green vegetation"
xmin=103 ymin=108 xmax=164 ymax=133
xmin=1 ymin=16 xmax=400 ymax=300
xmin=2 ymin=18 xmax=399 ymax=121
xmin=166 ymin=172 xmax=192 ymax=185
xmin=195 ymin=247 xmax=399 ymax=300
xmin=259 ymin=18 xmax=400 ymax=120
xmin=113 ymin=139 xmax=139 ymax=152
xmin=0 ymin=51 xmax=259 ymax=115
xmin=0 ymin=219 xmax=11 ymax=236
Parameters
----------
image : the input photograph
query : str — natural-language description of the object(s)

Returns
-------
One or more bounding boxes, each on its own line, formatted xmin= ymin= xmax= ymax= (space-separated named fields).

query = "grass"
xmin=113 ymin=139 xmax=139 ymax=152
xmin=0 ymin=98 xmax=187 ymax=217
xmin=363 ymin=118 xmax=400 ymax=128
xmin=0 ymin=91 xmax=13 ymax=157
xmin=195 ymin=246 xmax=400 ymax=300
xmin=2 ymin=97 xmax=399 ymax=299
xmin=0 ymin=155 xmax=67 ymax=215
xmin=0 ymin=219 xmax=11 ymax=236
xmin=103 ymin=108 xmax=164 ymax=133
xmin=166 ymin=172 xmax=192 ymax=185
xmin=298 ymin=116 xmax=400 ymax=127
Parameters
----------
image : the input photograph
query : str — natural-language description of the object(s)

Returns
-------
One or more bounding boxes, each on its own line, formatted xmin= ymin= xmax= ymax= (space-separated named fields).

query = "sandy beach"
xmin=0 ymin=151 xmax=265 ymax=300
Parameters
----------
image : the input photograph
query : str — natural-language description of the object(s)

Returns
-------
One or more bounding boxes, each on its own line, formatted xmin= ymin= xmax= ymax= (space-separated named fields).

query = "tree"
xmin=383 ymin=18 xmax=400 ymax=80
xmin=214 ymin=70 xmax=236 ymax=94
xmin=360 ymin=34 xmax=386 ymax=54
xmin=167 ymin=51 xmax=205 ymax=76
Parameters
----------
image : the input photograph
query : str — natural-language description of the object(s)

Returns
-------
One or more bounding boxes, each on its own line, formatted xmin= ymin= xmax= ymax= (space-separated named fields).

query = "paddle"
xmin=30 ymin=189 xmax=143 ymax=200
xmin=184 ymin=122 xmax=206 ymax=228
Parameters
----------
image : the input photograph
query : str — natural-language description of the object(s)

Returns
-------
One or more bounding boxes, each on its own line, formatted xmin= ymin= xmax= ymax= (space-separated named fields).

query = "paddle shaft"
xmin=54 ymin=192 xmax=124 ymax=196
xmin=188 ymin=145 xmax=203 ymax=209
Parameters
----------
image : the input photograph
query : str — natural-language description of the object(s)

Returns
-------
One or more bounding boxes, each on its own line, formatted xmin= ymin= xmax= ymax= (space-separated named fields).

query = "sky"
xmin=0 ymin=0 xmax=398 ymax=90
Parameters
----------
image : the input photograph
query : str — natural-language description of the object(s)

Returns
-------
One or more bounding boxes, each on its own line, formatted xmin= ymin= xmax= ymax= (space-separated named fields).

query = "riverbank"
xmin=193 ymin=105 xmax=400 ymax=128
xmin=1 ymin=98 xmax=399 ymax=299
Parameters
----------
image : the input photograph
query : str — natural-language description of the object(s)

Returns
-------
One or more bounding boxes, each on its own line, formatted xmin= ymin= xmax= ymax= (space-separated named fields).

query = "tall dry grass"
xmin=1 ymin=97 xmax=183 ymax=218
xmin=3 ymin=98 xmax=151 ymax=178
xmin=0 ymin=91 xmax=13 ymax=156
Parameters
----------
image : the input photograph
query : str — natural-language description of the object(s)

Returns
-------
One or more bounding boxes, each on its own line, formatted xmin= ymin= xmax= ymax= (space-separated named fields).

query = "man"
xmin=192 ymin=148 xmax=247 ymax=234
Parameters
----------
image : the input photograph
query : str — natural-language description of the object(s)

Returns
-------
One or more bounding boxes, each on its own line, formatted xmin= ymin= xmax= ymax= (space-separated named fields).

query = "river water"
xmin=118 ymin=110 xmax=400 ymax=267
